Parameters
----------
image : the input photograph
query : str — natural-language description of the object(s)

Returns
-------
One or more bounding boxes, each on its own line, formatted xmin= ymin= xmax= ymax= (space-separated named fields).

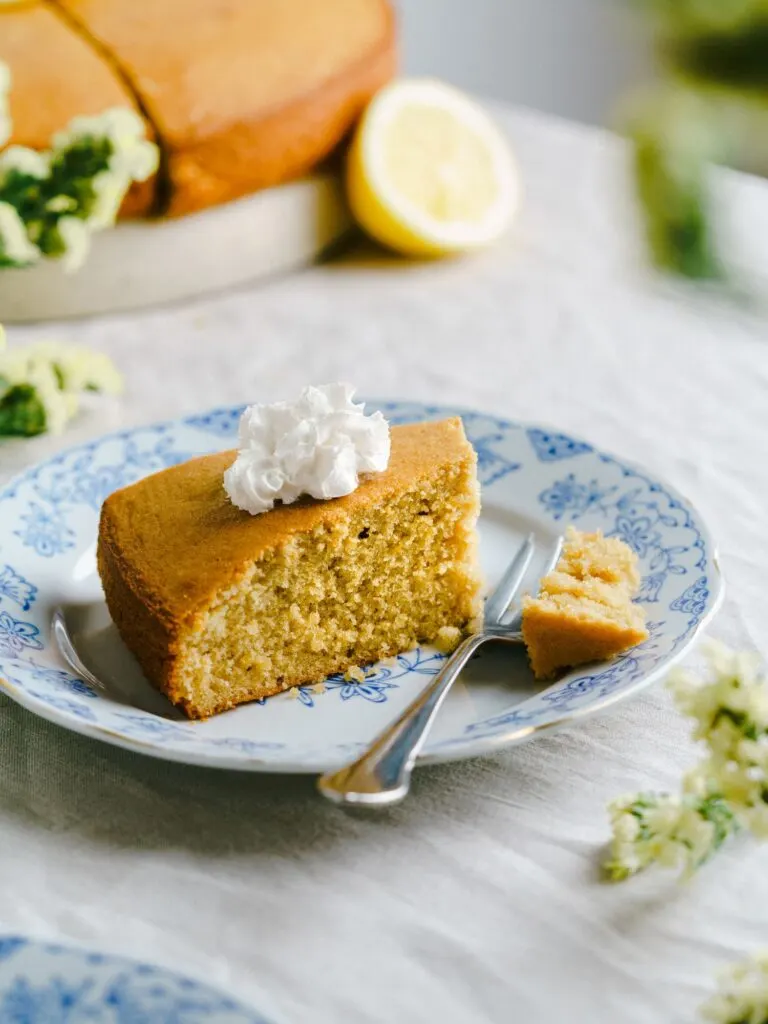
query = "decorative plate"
xmin=0 ymin=935 xmax=272 ymax=1022
xmin=0 ymin=401 xmax=722 ymax=773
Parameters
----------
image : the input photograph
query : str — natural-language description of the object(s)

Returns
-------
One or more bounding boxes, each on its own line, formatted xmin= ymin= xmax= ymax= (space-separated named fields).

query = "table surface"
xmin=2 ymin=104 xmax=768 ymax=1024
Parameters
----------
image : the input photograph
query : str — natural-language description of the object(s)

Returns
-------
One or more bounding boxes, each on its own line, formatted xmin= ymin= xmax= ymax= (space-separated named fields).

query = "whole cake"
xmin=521 ymin=527 xmax=648 ymax=680
xmin=97 ymin=417 xmax=482 ymax=719
xmin=1 ymin=0 xmax=396 ymax=217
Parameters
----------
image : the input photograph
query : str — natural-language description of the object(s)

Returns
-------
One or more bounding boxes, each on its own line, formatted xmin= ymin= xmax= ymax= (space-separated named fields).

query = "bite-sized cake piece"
xmin=521 ymin=527 xmax=648 ymax=680
xmin=98 ymin=418 xmax=481 ymax=719
xmin=56 ymin=0 xmax=396 ymax=216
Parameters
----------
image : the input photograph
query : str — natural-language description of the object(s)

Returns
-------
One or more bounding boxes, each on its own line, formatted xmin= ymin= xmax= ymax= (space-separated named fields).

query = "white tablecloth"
xmin=2 ymin=105 xmax=768 ymax=1024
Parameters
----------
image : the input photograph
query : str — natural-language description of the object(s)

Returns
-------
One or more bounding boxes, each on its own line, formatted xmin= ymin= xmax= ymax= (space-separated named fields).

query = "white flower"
xmin=607 ymin=641 xmax=768 ymax=880
xmin=56 ymin=217 xmax=92 ymax=273
xmin=605 ymin=792 xmax=734 ymax=881
xmin=670 ymin=640 xmax=767 ymax=744
xmin=671 ymin=640 xmax=768 ymax=837
xmin=27 ymin=362 xmax=77 ymax=435
xmin=0 ymin=332 xmax=123 ymax=437
xmin=45 ymin=195 xmax=77 ymax=214
xmin=0 ymin=346 xmax=73 ymax=433
xmin=46 ymin=107 xmax=159 ymax=243
xmin=53 ymin=108 xmax=159 ymax=228
xmin=52 ymin=107 xmax=142 ymax=151
xmin=88 ymin=170 xmax=133 ymax=228
xmin=0 ymin=201 xmax=39 ymax=266
xmin=0 ymin=145 xmax=49 ymax=182
xmin=0 ymin=95 xmax=159 ymax=275
xmin=701 ymin=950 xmax=768 ymax=1024
xmin=30 ymin=341 xmax=122 ymax=395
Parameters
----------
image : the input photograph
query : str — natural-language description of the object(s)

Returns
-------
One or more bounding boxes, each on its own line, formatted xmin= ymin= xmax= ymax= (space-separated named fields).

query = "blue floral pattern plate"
xmin=0 ymin=935 xmax=272 ymax=1022
xmin=0 ymin=401 xmax=722 ymax=773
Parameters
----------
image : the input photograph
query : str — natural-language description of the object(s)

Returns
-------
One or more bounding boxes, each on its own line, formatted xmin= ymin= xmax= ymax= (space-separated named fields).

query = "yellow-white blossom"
xmin=671 ymin=639 xmax=768 ymax=838
xmin=0 ymin=62 xmax=159 ymax=273
xmin=89 ymin=171 xmax=129 ymax=229
xmin=31 ymin=340 xmax=123 ymax=395
xmin=0 ymin=330 xmax=123 ymax=437
xmin=0 ymin=145 xmax=49 ymax=181
xmin=45 ymin=195 xmax=78 ymax=215
xmin=701 ymin=950 xmax=768 ymax=1024
xmin=0 ymin=201 xmax=39 ymax=266
xmin=24 ymin=358 xmax=78 ymax=435
xmin=605 ymin=640 xmax=768 ymax=880
xmin=670 ymin=640 xmax=768 ymax=743
xmin=56 ymin=217 xmax=92 ymax=273
xmin=52 ymin=107 xmax=156 ymax=176
xmin=52 ymin=107 xmax=158 ymax=229
xmin=605 ymin=792 xmax=734 ymax=881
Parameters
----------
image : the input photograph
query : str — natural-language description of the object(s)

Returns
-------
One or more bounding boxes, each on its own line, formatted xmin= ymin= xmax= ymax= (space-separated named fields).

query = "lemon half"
xmin=347 ymin=78 xmax=519 ymax=257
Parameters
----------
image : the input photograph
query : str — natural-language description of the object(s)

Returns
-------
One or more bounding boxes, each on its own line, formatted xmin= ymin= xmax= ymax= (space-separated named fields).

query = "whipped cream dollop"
xmin=223 ymin=383 xmax=391 ymax=515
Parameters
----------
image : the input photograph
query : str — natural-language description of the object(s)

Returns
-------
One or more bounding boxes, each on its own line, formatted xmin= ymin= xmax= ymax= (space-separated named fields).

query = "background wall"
xmin=396 ymin=0 xmax=654 ymax=128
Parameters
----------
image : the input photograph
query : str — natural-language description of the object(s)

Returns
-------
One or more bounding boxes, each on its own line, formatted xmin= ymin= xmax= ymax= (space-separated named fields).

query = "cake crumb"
xmin=435 ymin=625 xmax=462 ymax=654
xmin=521 ymin=527 xmax=648 ymax=680
xmin=344 ymin=665 xmax=366 ymax=683
xmin=468 ymin=613 xmax=484 ymax=635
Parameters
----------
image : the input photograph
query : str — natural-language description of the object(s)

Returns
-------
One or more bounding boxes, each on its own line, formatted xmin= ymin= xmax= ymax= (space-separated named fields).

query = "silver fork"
xmin=317 ymin=534 xmax=563 ymax=808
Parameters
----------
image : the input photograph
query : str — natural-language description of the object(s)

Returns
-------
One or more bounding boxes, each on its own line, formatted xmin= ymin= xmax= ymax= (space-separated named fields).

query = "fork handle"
xmin=317 ymin=633 xmax=489 ymax=807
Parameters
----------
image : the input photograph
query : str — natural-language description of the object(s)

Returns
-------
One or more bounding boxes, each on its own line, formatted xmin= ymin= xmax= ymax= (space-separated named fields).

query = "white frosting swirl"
xmin=223 ymin=383 xmax=390 ymax=515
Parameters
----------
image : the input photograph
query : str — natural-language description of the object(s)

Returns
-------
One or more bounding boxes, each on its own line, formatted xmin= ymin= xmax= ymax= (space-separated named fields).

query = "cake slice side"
xmin=97 ymin=516 xmax=181 ymax=695
xmin=98 ymin=418 xmax=482 ymax=718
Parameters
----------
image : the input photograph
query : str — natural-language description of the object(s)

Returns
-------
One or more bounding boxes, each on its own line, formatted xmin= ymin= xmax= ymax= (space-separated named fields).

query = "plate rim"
xmin=0 ymin=400 xmax=724 ymax=773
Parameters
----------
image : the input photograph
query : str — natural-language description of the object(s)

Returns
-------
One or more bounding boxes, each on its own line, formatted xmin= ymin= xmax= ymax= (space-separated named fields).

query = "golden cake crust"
xmin=100 ymin=418 xmax=467 ymax=621
xmin=55 ymin=0 xmax=396 ymax=215
xmin=0 ymin=1 xmax=155 ymax=216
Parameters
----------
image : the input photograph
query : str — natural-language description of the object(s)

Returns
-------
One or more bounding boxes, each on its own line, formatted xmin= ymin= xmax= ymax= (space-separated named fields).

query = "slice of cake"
xmin=521 ymin=527 xmax=648 ymax=680
xmin=97 ymin=418 xmax=481 ymax=719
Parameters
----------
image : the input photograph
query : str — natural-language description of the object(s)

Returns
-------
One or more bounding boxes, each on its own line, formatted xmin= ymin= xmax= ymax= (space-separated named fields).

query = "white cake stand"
xmin=0 ymin=172 xmax=352 ymax=322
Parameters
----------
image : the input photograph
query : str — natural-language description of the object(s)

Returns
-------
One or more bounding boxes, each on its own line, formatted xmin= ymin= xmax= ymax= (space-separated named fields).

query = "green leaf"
xmin=0 ymin=383 xmax=47 ymax=436
xmin=46 ymin=134 xmax=113 ymax=224
xmin=712 ymin=706 xmax=759 ymax=740
xmin=0 ymin=167 xmax=45 ymax=223
xmin=695 ymin=793 xmax=738 ymax=865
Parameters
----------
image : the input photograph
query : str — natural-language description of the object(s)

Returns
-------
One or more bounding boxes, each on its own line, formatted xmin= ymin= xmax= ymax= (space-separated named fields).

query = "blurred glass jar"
xmin=630 ymin=0 xmax=768 ymax=278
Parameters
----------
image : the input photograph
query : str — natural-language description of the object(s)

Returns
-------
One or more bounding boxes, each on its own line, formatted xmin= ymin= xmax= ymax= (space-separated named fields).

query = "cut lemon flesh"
xmin=347 ymin=78 xmax=519 ymax=256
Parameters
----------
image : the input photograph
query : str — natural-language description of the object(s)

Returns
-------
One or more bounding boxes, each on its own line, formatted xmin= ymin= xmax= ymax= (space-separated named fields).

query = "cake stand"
xmin=0 ymin=172 xmax=352 ymax=322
